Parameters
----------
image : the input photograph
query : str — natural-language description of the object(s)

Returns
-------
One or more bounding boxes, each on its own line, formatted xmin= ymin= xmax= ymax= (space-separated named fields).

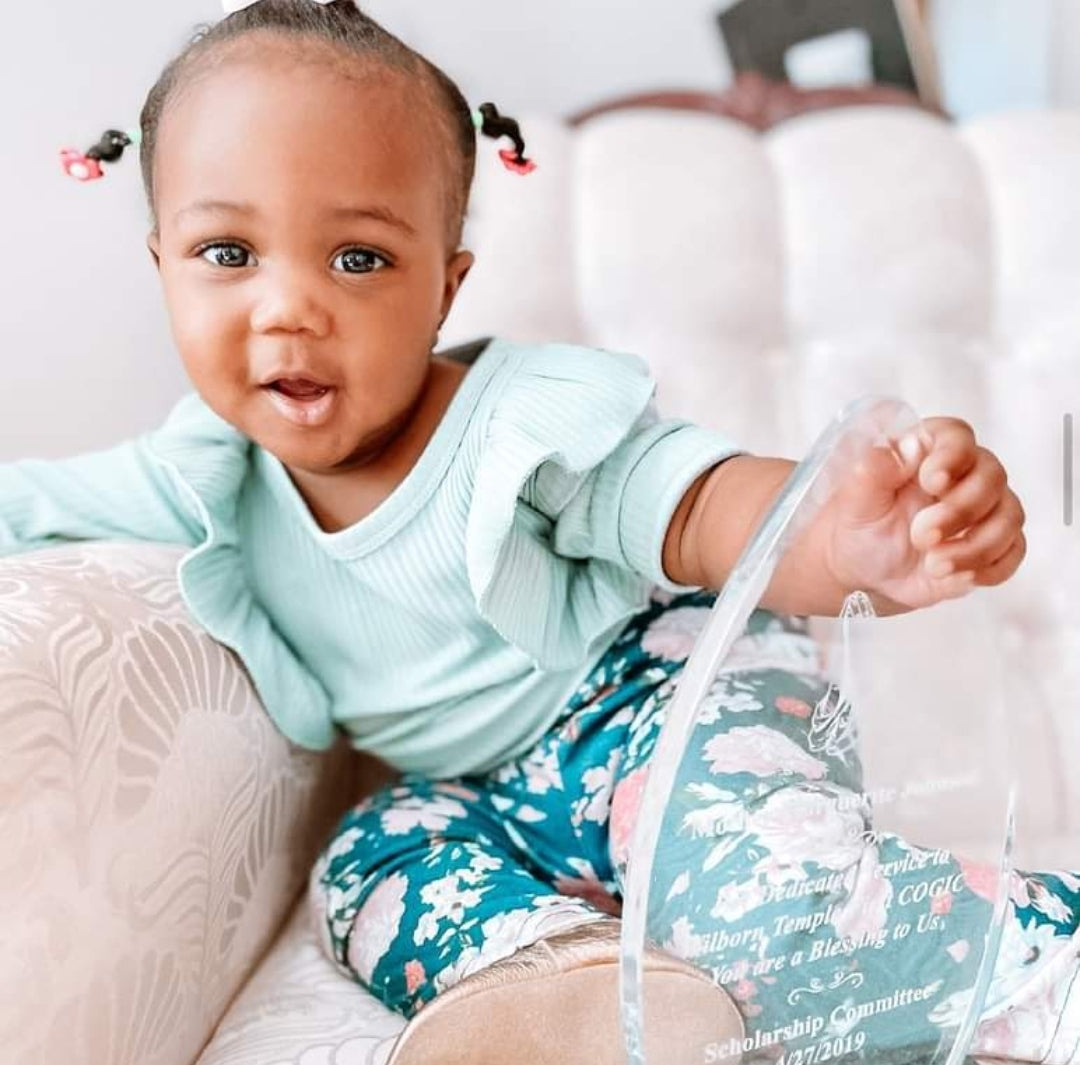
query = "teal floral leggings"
xmin=309 ymin=589 xmax=1080 ymax=1063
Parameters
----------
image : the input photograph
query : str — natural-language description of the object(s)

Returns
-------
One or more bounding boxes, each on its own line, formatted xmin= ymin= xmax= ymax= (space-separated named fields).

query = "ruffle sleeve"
xmin=465 ymin=343 xmax=745 ymax=672
xmin=148 ymin=393 xmax=337 ymax=751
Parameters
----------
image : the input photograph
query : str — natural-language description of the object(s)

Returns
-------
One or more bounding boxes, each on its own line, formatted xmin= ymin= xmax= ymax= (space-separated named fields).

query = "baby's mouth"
xmin=269 ymin=379 xmax=332 ymax=399
xmin=263 ymin=379 xmax=339 ymax=428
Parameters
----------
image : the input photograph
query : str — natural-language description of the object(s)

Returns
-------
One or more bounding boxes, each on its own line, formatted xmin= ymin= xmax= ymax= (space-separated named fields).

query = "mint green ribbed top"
xmin=0 ymin=338 xmax=743 ymax=777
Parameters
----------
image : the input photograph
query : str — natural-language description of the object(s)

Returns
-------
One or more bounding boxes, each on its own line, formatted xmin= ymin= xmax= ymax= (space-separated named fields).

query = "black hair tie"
xmin=472 ymin=102 xmax=536 ymax=175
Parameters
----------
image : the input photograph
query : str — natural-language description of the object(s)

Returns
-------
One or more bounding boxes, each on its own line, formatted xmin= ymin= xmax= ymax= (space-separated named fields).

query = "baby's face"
xmin=148 ymin=38 xmax=473 ymax=474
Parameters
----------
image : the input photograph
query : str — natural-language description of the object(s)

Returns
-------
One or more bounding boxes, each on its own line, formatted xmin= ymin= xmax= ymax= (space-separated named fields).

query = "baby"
xmin=8 ymin=2 xmax=1077 ymax=1063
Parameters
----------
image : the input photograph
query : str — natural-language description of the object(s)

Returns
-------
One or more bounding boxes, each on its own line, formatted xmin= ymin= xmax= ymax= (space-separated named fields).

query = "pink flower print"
xmin=609 ymin=765 xmax=650 ymax=869
xmin=703 ymin=725 xmax=828 ymax=780
xmin=405 ymin=959 xmax=427 ymax=994
xmin=733 ymin=978 xmax=757 ymax=1001
xmin=947 ymin=940 xmax=970 ymax=964
xmin=775 ymin=696 xmax=812 ymax=719
xmin=731 ymin=977 xmax=763 ymax=1017
xmin=931 ymin=891 xmax=954 ymax=916
xmin=348 ymin=871 xmax=409 ymax=984
xmin=554 ymin=875 xmax=622 ymax=917
xmin=959 ymin=859 xmax=1000 ymax=903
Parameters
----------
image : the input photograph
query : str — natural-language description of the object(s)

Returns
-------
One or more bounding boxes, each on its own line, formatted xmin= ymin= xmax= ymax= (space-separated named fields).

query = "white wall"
xmin=363 ymin=0 xmax=736 ymax=115
xmin=0 ymin=1 xmax=1076 ymax=459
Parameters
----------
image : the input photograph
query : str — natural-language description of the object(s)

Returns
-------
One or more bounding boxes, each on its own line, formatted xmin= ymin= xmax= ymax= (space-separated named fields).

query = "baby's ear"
xmin=449 ymin=248 xmax=474 ymax=287
xmin=440 ymin=248 xmax=474 ymax=321
xmin=146 ymin=232 xmax=161 ymax=270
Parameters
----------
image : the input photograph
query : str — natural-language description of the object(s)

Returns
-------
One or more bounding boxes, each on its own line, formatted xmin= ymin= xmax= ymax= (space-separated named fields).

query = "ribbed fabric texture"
xmin=0 ymin=337 xmax=744 ymax=777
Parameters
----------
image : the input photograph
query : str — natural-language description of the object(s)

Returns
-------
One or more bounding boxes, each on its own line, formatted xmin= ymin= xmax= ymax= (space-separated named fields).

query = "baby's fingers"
xmin=972 ymin=531 xmax=1027 ymax=587
xmin=923 ymin=491 xmax=1024 ymax=577
xmin=910 ymin=447 xmax=1009 ymax=549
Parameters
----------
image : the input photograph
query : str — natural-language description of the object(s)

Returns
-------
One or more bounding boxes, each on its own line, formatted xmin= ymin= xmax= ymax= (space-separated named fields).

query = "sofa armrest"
xmin=0 ymin=542 xmax=362 ymax=1065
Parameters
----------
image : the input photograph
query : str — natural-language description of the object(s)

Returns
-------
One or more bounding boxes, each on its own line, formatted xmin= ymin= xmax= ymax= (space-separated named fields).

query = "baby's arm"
xmin=664 ymin=417 xmax=1025 ymax=618
xmin=0 ymin=434 xmax=201 ymax=557
xmin=661 ymin=455 xmax=863 ymax=617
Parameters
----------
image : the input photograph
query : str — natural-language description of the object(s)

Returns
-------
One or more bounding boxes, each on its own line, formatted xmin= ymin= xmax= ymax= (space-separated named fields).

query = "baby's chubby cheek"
xmin=167 ymin=300 xmax=251 ymax=387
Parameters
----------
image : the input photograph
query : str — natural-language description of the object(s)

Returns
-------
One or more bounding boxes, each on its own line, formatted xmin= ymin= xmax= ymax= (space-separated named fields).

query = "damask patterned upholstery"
xmin=0 ymin=543 xmax=397 ymax=1064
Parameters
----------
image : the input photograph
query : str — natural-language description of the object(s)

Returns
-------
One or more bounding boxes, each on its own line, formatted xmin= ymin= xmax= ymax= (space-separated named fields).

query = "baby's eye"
xmin=199 ymin=243 xmax=254 ymax=269
xmin=333 ymin=248 xmax=389 ymax=274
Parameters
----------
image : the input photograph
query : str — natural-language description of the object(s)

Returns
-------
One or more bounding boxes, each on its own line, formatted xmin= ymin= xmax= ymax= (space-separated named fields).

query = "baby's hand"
xmin=822 ymin=417 xmax=1027 ymax=613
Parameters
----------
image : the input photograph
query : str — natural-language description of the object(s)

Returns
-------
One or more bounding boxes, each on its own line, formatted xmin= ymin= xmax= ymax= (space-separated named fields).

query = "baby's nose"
xmin=249 ymin=271 xmax=332 ymax=337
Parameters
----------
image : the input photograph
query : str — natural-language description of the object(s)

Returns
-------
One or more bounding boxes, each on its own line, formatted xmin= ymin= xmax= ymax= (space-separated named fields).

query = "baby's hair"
xmin=62 ymin=0 xmax=535 ymax=249
xmin=473 ymin=103 xmax=535 ymax=175
xmin=60 ymin=129 xmax=140 ymax=183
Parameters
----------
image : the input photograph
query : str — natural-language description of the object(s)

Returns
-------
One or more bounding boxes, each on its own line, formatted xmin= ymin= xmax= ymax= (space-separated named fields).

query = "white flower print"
xmin=380 ymin=794 xmax=468 ymax=837
xmin=347 ymin=871 xmax=408 ymax=984
xmin=414 ymin=910 xmax=441 ymax=947
xmin=830 ymin=849 xmax=893 ymax=941
xmin=694 ymin=677 xmax=764 ymax=725
xmin=573 ymin=746 xmax=621 ymax=827
xmin=702 ymin=725 xmax=829 ymax=780
xmin=745 ymin=788 xmax=867 ymax=871
xmin=412 ymin=871 xmax=488 ymax=947
xmin=325 ymin=878 xmax=365 ymax=943
xmin=716 ymin=630 xmax=824 ymax=677
xmin=937 ymin=915 xmax=1080 ymax=1045
xmin=602 ymin=705 xmax=637 ymax=732
xmin=520 ymin=746 xmax=563 ymax=796
xmin=516 ymin=804 xmax=548 ymax=823
xmin=664 ymin=915 xmax=706 ymax=959
xmin=1027 ymin=878 xmax=1073 ymax=924
xmin=982 ymin=913 xmax=1077 ymax=1008
xmin=421 ymin=872 xmax=485 ymax=918
xmin=323 ymin=824 xmax=365 ymax=866
xmin=641 ymin=606 xmax=711 ymax=660
xmin=459 ymin=850 xmax=504 ymax=887
xmin=432 ymin=904 xmax=609 ymax=993
xmin=711 ymin=877 xmax=767 ymax=923
xmin=667 ymin=871 xmax=692 ymax=902
xmin=1054 ymin=871 xmax=1080 ymax=894
xmin=566 ymin=856 xmax=602 ymax=880
xmin=679 ymin=784 xmax=746 ymax=839
xmin=970 ymin=935 xmax=1080 ymax=1062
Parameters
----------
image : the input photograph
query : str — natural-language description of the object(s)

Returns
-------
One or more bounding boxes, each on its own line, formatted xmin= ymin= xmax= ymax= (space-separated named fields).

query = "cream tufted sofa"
xmin=3 ymin=102 xmax=1078 ymax=1065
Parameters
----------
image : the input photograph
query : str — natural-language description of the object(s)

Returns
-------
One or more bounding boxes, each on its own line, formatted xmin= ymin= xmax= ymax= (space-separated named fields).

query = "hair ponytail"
xmin=60 ymin=128 xmax=139 ymax=182
xmin=473 ymin=102 xmax=536 ymax=175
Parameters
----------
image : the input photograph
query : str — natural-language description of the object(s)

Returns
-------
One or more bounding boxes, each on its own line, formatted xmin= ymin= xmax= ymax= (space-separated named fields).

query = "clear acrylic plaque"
xmin=619 ymin=396 xmax=1016 ymax=1065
